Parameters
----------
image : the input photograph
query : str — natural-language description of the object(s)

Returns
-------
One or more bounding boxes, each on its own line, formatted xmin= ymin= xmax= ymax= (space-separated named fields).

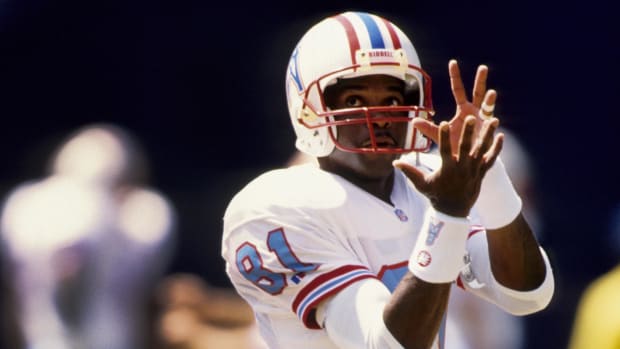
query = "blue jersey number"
xmin=236 ymin=228 xmax=319 ymax=295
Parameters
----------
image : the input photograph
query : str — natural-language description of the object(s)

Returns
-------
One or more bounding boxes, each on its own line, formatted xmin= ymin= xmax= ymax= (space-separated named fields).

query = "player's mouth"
xmin=361 ymin=134 xmax=397 ymax=148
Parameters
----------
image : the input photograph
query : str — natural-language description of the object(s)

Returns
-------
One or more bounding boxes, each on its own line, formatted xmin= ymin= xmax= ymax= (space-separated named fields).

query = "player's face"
xmin=322 ymin=75 xmax=409 ymax=179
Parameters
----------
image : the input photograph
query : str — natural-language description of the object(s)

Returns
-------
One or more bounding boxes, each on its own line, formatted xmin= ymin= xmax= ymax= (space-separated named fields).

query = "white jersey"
xmin=221 ymin=154 xmax=553 ymax=348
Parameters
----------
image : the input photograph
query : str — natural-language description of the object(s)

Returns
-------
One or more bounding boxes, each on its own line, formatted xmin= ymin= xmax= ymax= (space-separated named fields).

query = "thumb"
xmin=412 ymin=118 xmax=439 ymax=143
xmin=393 ymin=159 xmax=428 ymax=192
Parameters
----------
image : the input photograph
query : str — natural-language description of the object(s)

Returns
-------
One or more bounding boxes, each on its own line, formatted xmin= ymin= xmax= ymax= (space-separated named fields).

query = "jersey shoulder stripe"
xmin=292 ymin=264 xmax=377 ymax=329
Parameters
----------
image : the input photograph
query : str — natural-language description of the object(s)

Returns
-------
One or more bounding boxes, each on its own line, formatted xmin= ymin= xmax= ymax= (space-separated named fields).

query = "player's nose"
xmin=371 ymin=111 xmax=391 ymax=129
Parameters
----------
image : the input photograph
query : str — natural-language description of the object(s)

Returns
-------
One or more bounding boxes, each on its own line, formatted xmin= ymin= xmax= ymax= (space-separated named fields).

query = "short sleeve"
xmin=222 ymin=214 xmax=378 ymax=329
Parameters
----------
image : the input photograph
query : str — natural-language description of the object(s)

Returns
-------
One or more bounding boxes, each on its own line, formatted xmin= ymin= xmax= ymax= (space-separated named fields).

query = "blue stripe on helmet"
xmin=356 ymin=12 xmax=385 ymax=49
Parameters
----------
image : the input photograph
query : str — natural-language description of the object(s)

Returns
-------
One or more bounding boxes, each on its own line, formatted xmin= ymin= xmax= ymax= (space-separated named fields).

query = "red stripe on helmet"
xmin=333 ymin=14 xmax=360 ymax=65
xmin=381 ymin=17 xmax=401 ymax=49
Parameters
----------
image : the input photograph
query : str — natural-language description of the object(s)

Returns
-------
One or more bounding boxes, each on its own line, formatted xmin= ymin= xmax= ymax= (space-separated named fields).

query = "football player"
xmin=222 ymin=11 xmax=554 ymax=348
xmin=1 ymin=124 xmax=176 ymax=349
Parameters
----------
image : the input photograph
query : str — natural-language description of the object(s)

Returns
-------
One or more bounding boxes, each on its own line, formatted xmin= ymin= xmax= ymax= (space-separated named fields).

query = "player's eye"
xmin=388 ymin=97 xmax=402 ymax=106
xmin=345 ymin=96 xmax=363 ymax=107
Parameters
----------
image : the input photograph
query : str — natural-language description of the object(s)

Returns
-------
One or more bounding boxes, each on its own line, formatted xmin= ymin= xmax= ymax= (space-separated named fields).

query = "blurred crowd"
xmin=0 ymin=123 xmax=266 ymax=349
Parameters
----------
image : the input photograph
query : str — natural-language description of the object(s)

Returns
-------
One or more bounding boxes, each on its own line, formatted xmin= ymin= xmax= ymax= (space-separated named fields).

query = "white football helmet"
xmin=285 ymin=11 xmax=435 ymax=157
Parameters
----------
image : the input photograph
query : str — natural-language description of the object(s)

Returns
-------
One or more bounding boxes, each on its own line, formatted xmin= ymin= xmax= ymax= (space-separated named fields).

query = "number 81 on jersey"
xmin=236 ymin=228 xmax=319 ymax=295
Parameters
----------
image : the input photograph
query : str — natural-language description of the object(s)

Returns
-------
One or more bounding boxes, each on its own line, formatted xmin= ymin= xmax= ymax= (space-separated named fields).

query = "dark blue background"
xmin=1 ymin=1 xmax=618 ymax=347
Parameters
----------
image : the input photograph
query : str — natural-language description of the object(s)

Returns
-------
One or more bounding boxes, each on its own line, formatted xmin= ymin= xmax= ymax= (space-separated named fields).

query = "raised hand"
xmin=414 ymin=59 xmax=498 ymax=155
xmin=394 ymin=114 xmax=503 ymax=217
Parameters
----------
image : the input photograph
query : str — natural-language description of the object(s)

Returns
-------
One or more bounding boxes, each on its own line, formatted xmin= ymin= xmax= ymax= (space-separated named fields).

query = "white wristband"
xmin=409 ymin=208 xmax=470 ymax=283
xmin=473 ymin=157 xmax=523 ymax=229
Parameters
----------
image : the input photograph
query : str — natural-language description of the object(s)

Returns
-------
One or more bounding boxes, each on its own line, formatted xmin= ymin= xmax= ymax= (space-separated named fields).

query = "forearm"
xmin=383 ymin=208 xmax=468 ymax=347
xmin=472 ymin=155 xmax=546 ymax=290
xmin=486 ymin=213 xmax=546 ymax=290
xmin=384 ymin=273 xmax=450 ymax=348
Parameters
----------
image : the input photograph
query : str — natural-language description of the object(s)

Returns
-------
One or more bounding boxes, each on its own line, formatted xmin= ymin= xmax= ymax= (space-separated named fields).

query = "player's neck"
xmin=318 ymin=158 xmax=395 ymax=205
xmin=353 ymin=174 xmax=395 ymax=205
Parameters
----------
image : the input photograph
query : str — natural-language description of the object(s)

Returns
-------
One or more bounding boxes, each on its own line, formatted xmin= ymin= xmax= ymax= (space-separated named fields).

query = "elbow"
xmin=498 ymin=268 xmax=555 ymax=316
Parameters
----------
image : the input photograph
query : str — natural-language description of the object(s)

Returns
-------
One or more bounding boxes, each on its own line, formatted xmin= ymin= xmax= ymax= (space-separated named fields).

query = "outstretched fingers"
xmin=482 ymin=131 xmax=504 ymax=172
xmin=472 ymin=65 xmax=489 ymax=107
xmin=449 ymin=60 xmax=468 ymax=106
xmin=478 ymin=89 xmax=498 ymax=120
xmin=412 ymin=118 xmax=439 ymax=143
xmin=472 ymin=117 xmax=499 ymax=159
xmin=438 ymin=121 xmax=454 ymax=164
xmin=458 ymin=116 xmax=476 ymax=161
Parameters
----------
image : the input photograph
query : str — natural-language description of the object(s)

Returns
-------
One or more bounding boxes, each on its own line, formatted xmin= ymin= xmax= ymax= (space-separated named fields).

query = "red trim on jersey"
xmin=381 ymin=17 xmax=401 ymax=49
xmin=468 ymin=226 xmax=485 ymax=239
xmin=377 ymin=260 xmax=408 ymax=280
xmin=302 ymin=274 xmax=375 ymax=329
xmin=456 ymin=276 xmax=465 ymax=290
xmin=333 ymin=15 xmax=360 ymax=65
xmin=292 ymin=265 xmax=365 ymax=311
xmin=292 ymin=265 xmax=377 ymax=329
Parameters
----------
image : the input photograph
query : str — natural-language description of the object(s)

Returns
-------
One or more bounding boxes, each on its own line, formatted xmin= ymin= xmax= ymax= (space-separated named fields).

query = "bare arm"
xmin=383 ymin=274 xmax=451 ymax=348
xmin=413 ymin=60 xmax=548 ymax=294
xmin=387 ymin=60 xmax=504 ymax=347
xmin=487 ymin=214 xmax=546 ymax=291
xmin=390 ymin=114 xmax=501 ymax=347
